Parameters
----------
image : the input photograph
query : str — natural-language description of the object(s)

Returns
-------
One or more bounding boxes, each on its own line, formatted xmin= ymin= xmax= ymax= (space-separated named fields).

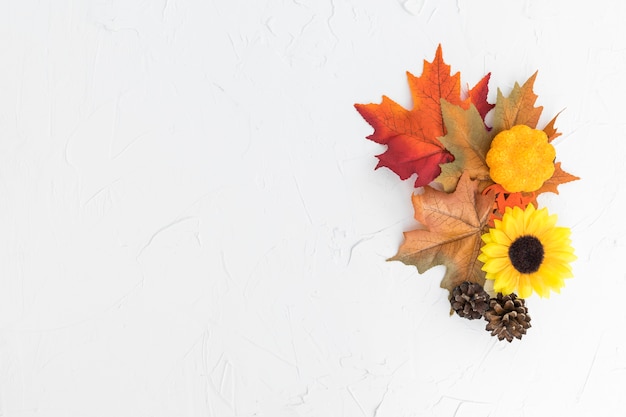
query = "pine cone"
xmin=484 ymin=293 xmax=531 ymax=342
xmin=449 ymin=282 xmax=489 ymax=320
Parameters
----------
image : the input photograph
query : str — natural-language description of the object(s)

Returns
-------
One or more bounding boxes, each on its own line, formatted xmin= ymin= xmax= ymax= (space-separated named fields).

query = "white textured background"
xmin=0 ymin=1 xmax=624 ymax=416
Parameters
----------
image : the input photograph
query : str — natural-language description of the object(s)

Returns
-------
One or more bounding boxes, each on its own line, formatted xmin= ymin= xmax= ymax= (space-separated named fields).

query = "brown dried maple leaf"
xmin=355 ymin=45 xmax=493 ymax=187
xmin=492 ymin=73 xmax=562 ymax=142
xmin=389 ymin=172 xmax=495 ymax=293
xmin=492 ymin=71 xmax=543 ymax=132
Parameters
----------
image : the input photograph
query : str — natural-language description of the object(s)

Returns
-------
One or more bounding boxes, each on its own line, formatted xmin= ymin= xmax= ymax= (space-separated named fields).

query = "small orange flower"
xmin=486 ymin=125 xmax=555 ymax=192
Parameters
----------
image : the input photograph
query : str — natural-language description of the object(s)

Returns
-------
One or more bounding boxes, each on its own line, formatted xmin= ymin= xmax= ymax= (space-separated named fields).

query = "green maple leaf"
xmin=435 ymin=101 xmax=494 ymax=192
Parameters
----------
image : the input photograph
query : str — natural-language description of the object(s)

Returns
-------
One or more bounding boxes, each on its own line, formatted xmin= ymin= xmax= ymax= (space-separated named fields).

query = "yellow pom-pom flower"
xmin=478 ymin=204 xmax=576 ymax=298
xmin=486 ymin=125 xmax=556 ymax=192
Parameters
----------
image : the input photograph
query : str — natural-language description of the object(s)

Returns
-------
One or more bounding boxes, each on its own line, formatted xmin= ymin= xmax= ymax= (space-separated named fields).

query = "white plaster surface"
xmin=0 ymin=0 xmax=624 ymax=416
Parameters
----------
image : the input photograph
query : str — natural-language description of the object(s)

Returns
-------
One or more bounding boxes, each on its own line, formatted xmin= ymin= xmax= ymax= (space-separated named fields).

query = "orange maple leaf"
xmin=482 ymin=163 xmax=579 ymax=227
xmin=389 ymin=172 xmax=495 ymax=292
xmin=482 ymin=184 xmax=538 ymax=227
xmin=535 ymin=162 xmax=580 ymax=195
xmin=543 ymin=111 xmax=563 ymax=142
xmin=355 ymin=45 xmax=494 ymax=187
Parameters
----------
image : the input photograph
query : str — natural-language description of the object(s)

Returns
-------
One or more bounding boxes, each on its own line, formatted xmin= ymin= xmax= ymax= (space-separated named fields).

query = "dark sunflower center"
xmin=508 ymin=235 xmax=544 ymax=274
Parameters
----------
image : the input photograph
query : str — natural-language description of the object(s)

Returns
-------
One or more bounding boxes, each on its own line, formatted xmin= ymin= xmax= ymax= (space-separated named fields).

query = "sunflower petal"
xmin=517 ymin=274 xmax=533 ymax=298
xmin=483 ymin=257 xmax=513 ymax=274
xmin=480 ymin=242 xmax=509 ymax=258
xmin=490 ymin=228 xmax=512 ymax=246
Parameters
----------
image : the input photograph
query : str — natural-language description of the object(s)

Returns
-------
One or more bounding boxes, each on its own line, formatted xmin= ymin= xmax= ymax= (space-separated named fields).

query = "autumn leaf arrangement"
xmin=355 ymin=46 xmax=579 ymax=342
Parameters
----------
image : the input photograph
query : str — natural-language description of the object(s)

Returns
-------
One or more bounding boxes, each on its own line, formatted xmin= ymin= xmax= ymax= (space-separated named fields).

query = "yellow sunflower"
xmin=478 ymin=204 xmax=576 ymax=298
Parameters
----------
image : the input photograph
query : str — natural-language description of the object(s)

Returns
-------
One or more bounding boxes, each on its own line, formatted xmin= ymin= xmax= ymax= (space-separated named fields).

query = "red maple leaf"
xmin=355 ymin=45 xmax=494 ymax=187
